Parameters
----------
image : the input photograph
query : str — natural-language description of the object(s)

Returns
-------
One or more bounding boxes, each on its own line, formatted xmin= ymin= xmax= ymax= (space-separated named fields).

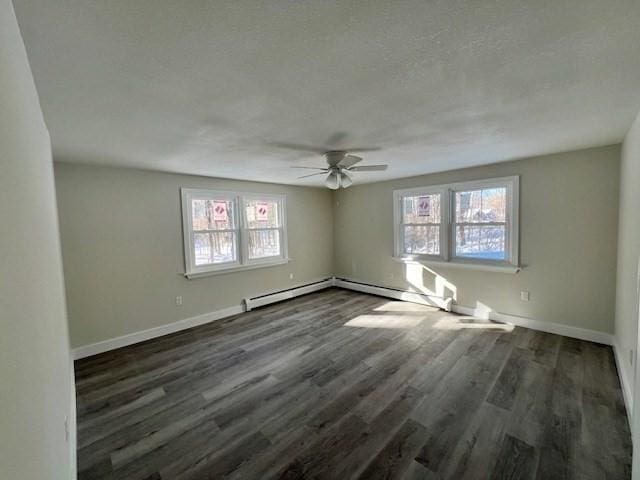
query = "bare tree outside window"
xmin=191 ymin=199 xmax=237 ymax=265
xmin=454 ymin=187 xmax=506 ymax=260
xmin=245 ymin=199 xmax=282 ymax=259
xmin=401 ymin=193 xmax=441 ymax=255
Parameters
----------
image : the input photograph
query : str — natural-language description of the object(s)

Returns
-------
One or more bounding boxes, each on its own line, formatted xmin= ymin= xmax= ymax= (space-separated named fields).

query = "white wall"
xmin=0 ymin=1 xmax=74 ymax=479
xmin=334 ymin=145 xmax=620 ymax=335
xmin=54 ymin=162 xmax=334 ymax=349
xmin=616 ymin=112 xmax=640 ymax=478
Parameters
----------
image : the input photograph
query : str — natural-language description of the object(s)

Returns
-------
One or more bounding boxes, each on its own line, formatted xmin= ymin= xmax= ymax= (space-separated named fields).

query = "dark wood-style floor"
xmin=75 ymin=288 xmax=631 ymax=480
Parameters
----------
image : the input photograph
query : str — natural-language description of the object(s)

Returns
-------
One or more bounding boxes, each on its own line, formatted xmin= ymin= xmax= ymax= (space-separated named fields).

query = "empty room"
xmin=3 ymin=0 xmax=640 ymax=479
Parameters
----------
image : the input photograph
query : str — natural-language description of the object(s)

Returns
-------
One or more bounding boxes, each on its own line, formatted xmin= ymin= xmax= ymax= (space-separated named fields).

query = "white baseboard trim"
xmin=244 ymin=277 xmax=335 ymax=311
xmin=451 ymin=304 xmax=613 ymax=346
xmin=612 ymin=337 xmax=634 ymax=424
xmin=72 ymin=304 xmax=244 ymax=360
xmin=334 ymin=277 xmax=453 ymax=311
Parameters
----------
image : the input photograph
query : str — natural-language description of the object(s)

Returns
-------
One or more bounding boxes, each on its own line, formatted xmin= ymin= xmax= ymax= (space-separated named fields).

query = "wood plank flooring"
xmin=75 ymin=288 xmax=632 ymax=479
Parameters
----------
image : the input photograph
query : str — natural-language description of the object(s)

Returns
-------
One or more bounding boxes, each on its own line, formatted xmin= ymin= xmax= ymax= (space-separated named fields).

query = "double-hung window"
xmin=394 ymin=176 xmax=519 ymax=271
xmin=399 ymin=190 xmax=443 ymax=257
xmin=182 ymin=189 xmax=287 ymax=277
xmin=242 ymin=195 xmax=285 ymax=263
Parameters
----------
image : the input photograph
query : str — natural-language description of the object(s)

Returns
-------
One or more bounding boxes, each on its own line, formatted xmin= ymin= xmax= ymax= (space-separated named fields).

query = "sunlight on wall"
xmin=472 ymin=301 xmax=493 ymax=320
xmin=404 ymin=262 xmax=457 ymax=301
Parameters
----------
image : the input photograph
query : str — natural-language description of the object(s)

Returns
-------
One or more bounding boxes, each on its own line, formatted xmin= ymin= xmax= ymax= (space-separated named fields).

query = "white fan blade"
xmin=298 ymin=172 xmax=327 ymax=179
xmin=349 ymin=164 xmax=388 ymax=172
xmin=290 ymin=166 xmax=328 ymax=170
xmin=338 ymin=155 xmax=362 ymax=168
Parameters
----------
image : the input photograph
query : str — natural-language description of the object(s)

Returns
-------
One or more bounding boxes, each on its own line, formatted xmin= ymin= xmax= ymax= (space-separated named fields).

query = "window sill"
xmin=392 ymin=257 xmax=521 ymax=274
xmin=185 ymin=258 xmax=290 ymax=279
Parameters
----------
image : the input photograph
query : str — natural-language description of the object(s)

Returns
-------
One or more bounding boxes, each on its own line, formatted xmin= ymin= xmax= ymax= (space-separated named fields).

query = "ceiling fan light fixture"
xmin=325 ymin=171 xmax=340 ymax=190
xmin=340 ymin=171 xmax=353 ymax=188
xmin=288 ymin=146 xmax=387 ymax=189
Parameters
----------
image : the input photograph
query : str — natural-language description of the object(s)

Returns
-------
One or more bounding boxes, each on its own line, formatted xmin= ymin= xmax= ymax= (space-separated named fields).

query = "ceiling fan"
xmin=271 ymin=141 xmax=388 ymax=189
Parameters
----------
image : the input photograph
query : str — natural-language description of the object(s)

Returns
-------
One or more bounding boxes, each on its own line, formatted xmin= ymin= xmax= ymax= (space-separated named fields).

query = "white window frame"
xmin=393 ymin=176 xmax=520 ymax=273
xmin=181 ymin=188 xmax=288 ymax=278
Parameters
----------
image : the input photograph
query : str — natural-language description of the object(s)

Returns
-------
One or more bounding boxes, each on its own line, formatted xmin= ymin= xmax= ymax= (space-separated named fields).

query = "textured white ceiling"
xmin=14 ymin=0 xmax=640 ymax=186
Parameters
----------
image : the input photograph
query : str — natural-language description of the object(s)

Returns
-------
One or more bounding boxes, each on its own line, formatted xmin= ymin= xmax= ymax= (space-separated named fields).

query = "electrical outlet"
xmin=520 ymin=291 xmax=530 ymax=301
xmin=630 ymin=349 xmax=635 ymax=367
xmin=289 ymin=273 xmax=294 ymax=280
xmin=175 ymin=296 xmax=183 ymax=306
xmin=64 ymin=416 xmax=69 ymax=443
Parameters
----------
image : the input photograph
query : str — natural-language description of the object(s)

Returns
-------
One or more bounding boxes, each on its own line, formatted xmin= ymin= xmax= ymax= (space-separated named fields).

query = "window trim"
xmin=181 ymin=188 xmax=288 ymax=278
xmin=393 ymin=176 xmax=520 ymax=271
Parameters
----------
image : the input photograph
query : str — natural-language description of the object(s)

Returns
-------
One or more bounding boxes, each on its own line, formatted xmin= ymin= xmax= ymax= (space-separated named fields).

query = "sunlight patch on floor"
xmin=373 ymin=301 xmax=439 ymax=313
xmin=344 ymin=314 xmax=425 ymax=329
xmin=433 ymin=316 xmax=514 ymax=331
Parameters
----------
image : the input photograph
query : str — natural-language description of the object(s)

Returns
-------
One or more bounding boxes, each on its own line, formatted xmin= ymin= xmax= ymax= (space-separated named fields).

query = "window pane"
xmin=455 ymin=225 xmax=505 ymax=260
xmin=402 ymin=194 xmax=440 ymax=224
xmin=193 ymin=232 xmax=237 ymax=266
xmin=403 ymin=225 xmax=440 ymax=255
xmin=248 ymin=229 xmax=281 ymax=259
xmin=455 ymin=188 xmax=506 ymax=223
xmin=192 ymin=199 xmax=235 ymax=230
xmin=245 ymin=199 xmax=280 ymax=228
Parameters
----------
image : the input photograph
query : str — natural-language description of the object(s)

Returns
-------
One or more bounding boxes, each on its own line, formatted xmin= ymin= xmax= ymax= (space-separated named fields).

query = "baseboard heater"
xmin=244 ymin=277 xmax=335 ymax=311
xmin=334 ymin=277 xmax=453 ymax=312
xmin=244 ymin=276 xmax=453 ymax=312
